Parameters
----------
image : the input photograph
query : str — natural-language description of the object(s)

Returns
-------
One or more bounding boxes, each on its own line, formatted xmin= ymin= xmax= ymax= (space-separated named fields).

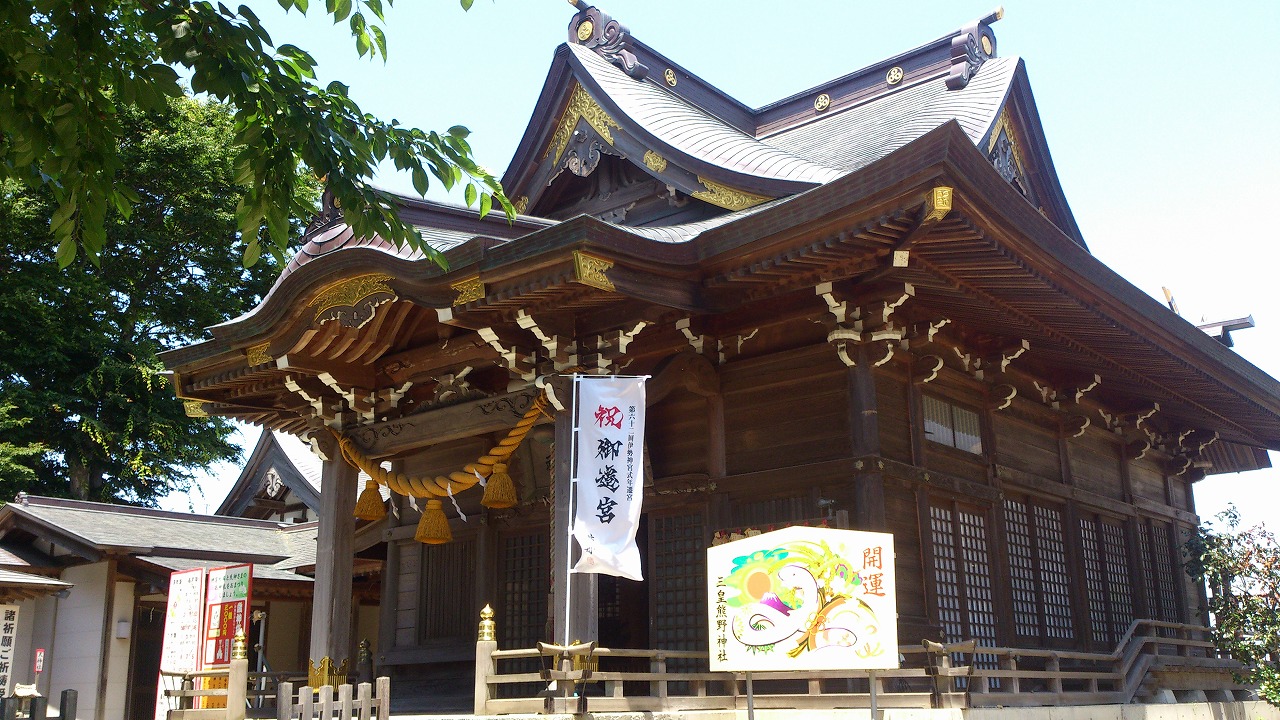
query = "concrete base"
xmin=391 ymin=702 xmax=1280 ymax=720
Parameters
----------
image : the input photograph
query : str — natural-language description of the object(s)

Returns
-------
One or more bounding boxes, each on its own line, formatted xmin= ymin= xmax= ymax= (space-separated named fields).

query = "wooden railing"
xmin=473 ymin=619 xmax=1250 ymax=714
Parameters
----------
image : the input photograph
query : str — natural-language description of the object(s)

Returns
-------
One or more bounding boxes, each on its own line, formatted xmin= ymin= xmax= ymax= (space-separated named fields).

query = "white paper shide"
xmin=571 ymin=376 xmax=646 ymax=581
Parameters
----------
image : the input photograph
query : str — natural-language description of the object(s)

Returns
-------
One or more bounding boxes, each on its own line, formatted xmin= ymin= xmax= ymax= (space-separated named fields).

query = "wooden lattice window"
xmin=651 ymin=513 xmax=707 ymax=655
xmin=1004 ymin=499 xmax=1075 ymax=644
xmin=923 ymin=395 xmax=983 ymax=455
xmin=1079 ymin=514 xmax=1133 ymax=647
xmin=499 ymin=531 xmax=549 ymax=649
xmin=929 ymin=501 xmax=998 ymax=648
xmin=1137 ymin=519 xmax=1180 ymax=623
xmin=419 ymin=535 xmax=476 ymax=642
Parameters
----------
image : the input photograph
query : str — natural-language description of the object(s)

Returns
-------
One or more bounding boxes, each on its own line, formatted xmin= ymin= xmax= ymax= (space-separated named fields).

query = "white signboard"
xmin=0 ymin=604 xmax=19 ymax=694
xmin=155 ymin=568 xmax=205 ymax=720
xmin=571 ymin=376 xmax=646 ymax=580
xmin=706 ymin=526 xmax=898 ymax=672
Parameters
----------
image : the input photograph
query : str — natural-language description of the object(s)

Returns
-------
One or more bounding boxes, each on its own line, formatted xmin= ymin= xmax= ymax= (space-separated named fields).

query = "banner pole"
xmin=745 ymin=671 xmax=755 ymax=720
xmin=563 ymin=375 xmax=581 ymax=648
xmin=869 ymin=669 xmax=878 ymax=720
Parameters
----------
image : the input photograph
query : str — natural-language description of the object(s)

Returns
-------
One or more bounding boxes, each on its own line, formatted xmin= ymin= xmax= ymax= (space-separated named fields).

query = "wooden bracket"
xmin=717 ymin=328 xmax=759 ymax=364
xmin=912 ymin=355 xmax=945 ymax=384
xmin=817 ymin=282 xmax=912 ymax=368
xmin=477 ymin=327 xmax=538 ymax=381
xmin=1063 ymin=415 xmax=1090 ymax=438
xmin=951 ymin=339 xmax=1028 ymax=381
xmin=990 ymin=383 xmax=1017 ymax=411
xmin=1034 ymin=374 xmax=1101 ymax=410
xmin=900 ymin=319 xmax=951 ymax=351
xmin=675 ymin=317 xmax=709 ymax=356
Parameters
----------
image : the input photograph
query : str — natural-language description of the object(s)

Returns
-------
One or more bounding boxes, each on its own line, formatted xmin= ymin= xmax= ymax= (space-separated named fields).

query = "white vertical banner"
xmin=571 ymin=375 xmax=647 ymax=580
xmin=155 ymin=568 xmax=205 ymax=720
xmin=0 ymin=604 xmax=19 ymax=695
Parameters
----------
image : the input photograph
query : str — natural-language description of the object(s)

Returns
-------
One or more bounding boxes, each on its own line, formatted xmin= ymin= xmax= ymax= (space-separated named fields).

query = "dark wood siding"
xmin=993 ymin=412 xmax=1062 ymax=482
xmin=722 ymin=348 xmax=849 ymax=476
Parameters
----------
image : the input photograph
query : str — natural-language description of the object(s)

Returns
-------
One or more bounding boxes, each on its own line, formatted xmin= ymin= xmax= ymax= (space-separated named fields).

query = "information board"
xmin=706 ymin=526 xmax=898 ymax=672
xmin=154 ymin=568 xmax=205 ymax=720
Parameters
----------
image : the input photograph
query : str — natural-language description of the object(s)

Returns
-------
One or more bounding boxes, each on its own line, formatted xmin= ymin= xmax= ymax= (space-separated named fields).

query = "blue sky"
xmin=165 ymin=1 xmax=1280 ymax=529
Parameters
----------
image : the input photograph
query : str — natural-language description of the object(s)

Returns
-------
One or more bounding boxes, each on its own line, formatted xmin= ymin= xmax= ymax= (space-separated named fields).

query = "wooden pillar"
xmin=848 ymin=346 xmax=886 ymax=530
xmin=310 ymin=437 xmax=358 ymax=668
xmin=551 ymin=383 xmax=597 ymax=645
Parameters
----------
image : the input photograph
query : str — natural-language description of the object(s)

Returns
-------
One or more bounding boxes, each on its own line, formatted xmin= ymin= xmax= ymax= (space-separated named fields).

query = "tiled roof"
xmin=144 ymin=555 xmax=312 ymax=583
xmin=763 ymin=57 xmax=1016 ymax=172
xmin=5 ymin=496 xmax=298 ymax=561
xmin=569 ymin=44 xmax=840 ymax=186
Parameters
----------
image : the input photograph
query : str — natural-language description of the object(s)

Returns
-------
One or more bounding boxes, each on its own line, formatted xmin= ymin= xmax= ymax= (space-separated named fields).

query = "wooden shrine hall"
xmin=163 ymin=4 xmax=1280 ymax=715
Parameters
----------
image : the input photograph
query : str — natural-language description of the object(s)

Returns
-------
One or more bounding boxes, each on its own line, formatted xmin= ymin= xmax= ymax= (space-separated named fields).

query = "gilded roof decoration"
xmin=245 ymin=341 xmax=273 ymax=368
xmin=642 ymin=151 xmax=668 ymax=174
xmin=308 ymin=273 xmax=397 ymax=328
xmin=572 ymin=251 xmax=615 ymax=292
xmin=693 ymin=177 xmax=772 ymax=211
xmin=184 ymin=400 xmax=208 ymax=418
xmin=544 ymin=84 xmax=621 ymax=164
xmin=512 ymin=196 xmax=530 ymax=215
xmin=923 ymin=186 xmax=954 ymax=222
xmin=451 ymin=276 xmax=485 ymax=306
xmin=987 ymin=107 xmax=1026 ymax=174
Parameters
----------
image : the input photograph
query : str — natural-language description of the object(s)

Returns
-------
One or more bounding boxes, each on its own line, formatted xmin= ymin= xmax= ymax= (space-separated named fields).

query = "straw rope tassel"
xmin=330 ymin=394 xmax=552 ymax=532
xmin=353 ymin=477 xmax=386 ymax=521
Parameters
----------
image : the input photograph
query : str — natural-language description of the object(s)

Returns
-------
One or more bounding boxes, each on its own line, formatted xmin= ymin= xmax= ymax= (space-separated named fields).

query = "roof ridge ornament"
xmin=567 ymin=0 xmax=649 ymax=80
xmin=946 ymin=7 xmax=1003 ymax=91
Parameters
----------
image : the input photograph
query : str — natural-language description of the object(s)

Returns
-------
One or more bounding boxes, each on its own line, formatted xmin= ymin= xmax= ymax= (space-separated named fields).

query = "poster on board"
xmin=154 ymin=568 xmax=205 ymax=720
xmin=0 ymin=604 xmax=20 ymax=695
xmin=202 ymin=564 xmax=252 ymax=668
xmin=706 ymin=525 xmax=898 ymax=672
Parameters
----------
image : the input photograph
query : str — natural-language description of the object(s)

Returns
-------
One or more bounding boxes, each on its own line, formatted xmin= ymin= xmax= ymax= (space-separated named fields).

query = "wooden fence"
xmin=474 ymin=619 xmax=1252 ymax=715
xmin=161 ymin=639 xmax=389 ymax=720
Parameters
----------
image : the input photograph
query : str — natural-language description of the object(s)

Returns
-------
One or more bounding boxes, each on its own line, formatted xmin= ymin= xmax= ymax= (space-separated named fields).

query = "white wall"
xmin=100 ymin=578 xmax=134 ymax=720
xmin=46 ymin=563 xmax=108 ymax=720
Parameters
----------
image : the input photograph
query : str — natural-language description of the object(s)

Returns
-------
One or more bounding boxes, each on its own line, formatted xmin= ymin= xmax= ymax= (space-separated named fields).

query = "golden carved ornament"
xmin=692 ymin=177 xmax=771 ymax=211
xmin=923 ymin=186 xmax=954 ymax=223
xmin=544 ymin=84 xmax=621 ymax=164
xmin=576 ymin=19 xmax=594 ymax=41
xmin=886 ymin=66 xmax=904 ymax=85
xmin=184 ymin=400 xmax=208 ymax=418
xmin=572 ymin=251 xmax=615 ymax=292
xmin=987 ymin=108 xmax=1025 ymax=173
xmin=244 ymin=341 xmax=273 ymax=367
xmin=642 ymin=150 xmax=668 ymax=174
xmin=664 ymin=68 xmax=678 ymax=86
xmin=307 ymin=656 xmax=349 ymax=689
xmin=477 ymin=604 xmax=496 ymax=642
xmin=512 ymin=195 xmax=530 ymax=215
xmin=308 ymin=273 xmax=397 ymax=328
xmin=813 ymin=93 xmax=831 ymax=112
xmin=451 ymin=275 xmax=485 ymax=306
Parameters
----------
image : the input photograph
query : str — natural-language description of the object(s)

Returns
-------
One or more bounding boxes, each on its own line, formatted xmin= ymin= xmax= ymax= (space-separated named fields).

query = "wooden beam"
xmin=346 ymin=388 xmax=540 ymax=458
xmin=309 ymin=436 xmax=358 ymax=668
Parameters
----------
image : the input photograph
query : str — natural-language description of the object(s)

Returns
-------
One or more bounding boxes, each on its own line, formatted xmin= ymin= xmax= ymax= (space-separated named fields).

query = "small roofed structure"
xmin=0 ymin=494 xmax=380 ymax=720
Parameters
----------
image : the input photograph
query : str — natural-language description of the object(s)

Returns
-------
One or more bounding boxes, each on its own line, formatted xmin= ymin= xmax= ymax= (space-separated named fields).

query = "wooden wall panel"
xmin=403 ymin=437 xmax=491 ymax=479
xmin=648 ymin=390 xmax=708 ymax=479
xmin=1168 ymin=477 xmax=1190 ymax=512
xmin=877 ymin=373 xmax=913 ymax=463
xmin=1128 ymin=459 xmax=1167 ymax=505
xmin=722 ymin=360 xmax=849 ymax=476
xmin=885 ymin=485 xmax=925 ymax=624
xmin=992 ymin=413 xmax=1062 ymax=482
xmin=395 ymin=542 xmax=422 ymax=646
xmin=923 ymin=444 xmax=988 ymax=484
xmin=1067 ymin=433 xmax=1123 ymax=500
